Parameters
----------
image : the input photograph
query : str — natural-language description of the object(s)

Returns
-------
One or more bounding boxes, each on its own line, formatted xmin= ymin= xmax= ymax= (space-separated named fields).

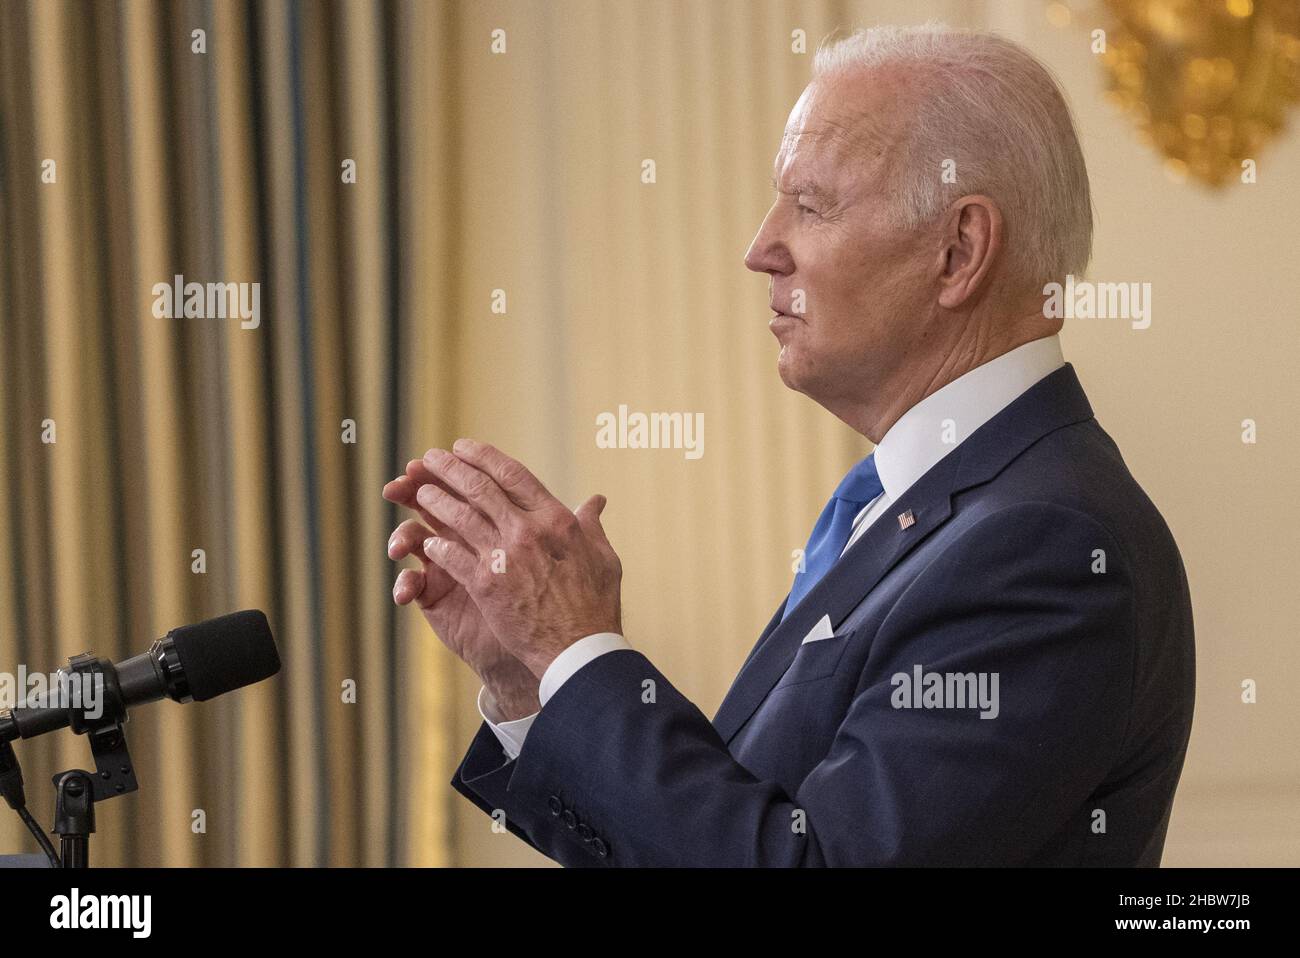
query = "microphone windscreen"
xmin=168 ymin=610 xmax=281 ymax=702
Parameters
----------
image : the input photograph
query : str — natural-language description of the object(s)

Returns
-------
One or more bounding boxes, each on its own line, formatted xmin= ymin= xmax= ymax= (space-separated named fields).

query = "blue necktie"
xmin=782 ymin=454 xmax=884 ymax=621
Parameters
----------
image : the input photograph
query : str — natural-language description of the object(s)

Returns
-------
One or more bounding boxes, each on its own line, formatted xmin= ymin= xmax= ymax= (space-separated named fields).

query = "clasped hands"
xmin=382 ymin=439 xmax=623 ymax=721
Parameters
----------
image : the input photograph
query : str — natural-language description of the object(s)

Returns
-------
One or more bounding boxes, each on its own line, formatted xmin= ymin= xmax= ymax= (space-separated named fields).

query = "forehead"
xmin=772 ymin=74 xmax=898 ymax=189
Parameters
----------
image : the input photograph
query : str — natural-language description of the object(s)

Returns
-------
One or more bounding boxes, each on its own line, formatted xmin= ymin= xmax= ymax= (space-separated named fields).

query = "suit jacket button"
xmin=592 ymin=837 xmax=608 ymax=858
xmin=548 ymin=796 xmax=563 ymax=817
xmin=577 ymin=823 xmax=593 ymax=842
xmin=562 ymin=809 xmax=578 ymax=829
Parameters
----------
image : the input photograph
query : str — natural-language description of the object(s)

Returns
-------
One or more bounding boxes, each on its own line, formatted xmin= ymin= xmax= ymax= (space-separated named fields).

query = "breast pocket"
xmin=773 ymin=628 xmax=857 ymax=690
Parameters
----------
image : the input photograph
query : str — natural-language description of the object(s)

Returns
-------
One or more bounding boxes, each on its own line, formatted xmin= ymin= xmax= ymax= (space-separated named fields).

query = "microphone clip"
xmin=45 ymin=654 xmax=139 ymax=867
xmin=58 ymin=654 xmax=138 ymax=804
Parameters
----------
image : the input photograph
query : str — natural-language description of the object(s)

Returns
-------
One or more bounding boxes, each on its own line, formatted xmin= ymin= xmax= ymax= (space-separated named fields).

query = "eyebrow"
xmin=770 ymin=175 xmax=833 ymax=201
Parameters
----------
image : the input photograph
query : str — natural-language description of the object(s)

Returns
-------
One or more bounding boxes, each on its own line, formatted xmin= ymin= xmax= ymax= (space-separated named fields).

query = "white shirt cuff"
xmin=539 ymin=632 xmax=629 ymax=706
xmin=477 ymin=685 xmax=537 ymax=761
xmin=474 ymin=632 xmax=630 ymax=761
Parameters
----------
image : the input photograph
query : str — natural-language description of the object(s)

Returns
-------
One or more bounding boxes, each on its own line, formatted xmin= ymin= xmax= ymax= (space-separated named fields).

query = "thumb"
xmin=576 ymin=494 xmax=610 ymax=541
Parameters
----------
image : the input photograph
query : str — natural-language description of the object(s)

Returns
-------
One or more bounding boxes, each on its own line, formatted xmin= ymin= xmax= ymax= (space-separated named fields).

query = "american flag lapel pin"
xmin=897 ymin=509 xmax=915 ymax=530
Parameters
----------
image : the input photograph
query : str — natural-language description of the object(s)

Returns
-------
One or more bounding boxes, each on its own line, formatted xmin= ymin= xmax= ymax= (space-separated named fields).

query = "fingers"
xmin=392 ymin=567 xmax=425 ymax=605
xmin=381 ymin=475 xmax=409 ymax=503
xmin=388 ymin=518 xmax=434 ymax=562
xmin=415 ymin=482 xmax=498 ymax=551
xmin=442 ymin=439 xmax=555 ymax=511
xmin=384 ymin=458 xmax=467 ymax=506
xmin=422 ymin=535 xmax=479 ymax=586
xmin=423 ymin=447 xmax=523 ymax=525
xmin=384 ymin=460 xmax=474 ymax=548
xmin=383 ymin=467 xmax=442 ymax=532
xmin=389 ymin=518 xmax=463 ymax=608
xmin=382 ymin=463 xmax=434 ymax=503
xmin=403 ymin=457 xmax=464 ymax=495
xmin=386 ymin=458 xmax=496 ymax=600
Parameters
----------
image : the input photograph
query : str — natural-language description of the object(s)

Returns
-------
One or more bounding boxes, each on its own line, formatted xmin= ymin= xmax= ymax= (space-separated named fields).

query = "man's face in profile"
xmin=744 ymin=69 xmax=938 ymax=411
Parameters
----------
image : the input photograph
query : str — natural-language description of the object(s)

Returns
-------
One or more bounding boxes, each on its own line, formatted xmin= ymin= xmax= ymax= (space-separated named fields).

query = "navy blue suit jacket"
xmin=451 ymin=364 xmax=1196 ymax=866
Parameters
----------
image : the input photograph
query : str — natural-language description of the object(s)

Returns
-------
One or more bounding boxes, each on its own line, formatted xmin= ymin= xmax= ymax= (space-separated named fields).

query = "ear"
xmin=936 ymin=195 xmax=1003 ymax=309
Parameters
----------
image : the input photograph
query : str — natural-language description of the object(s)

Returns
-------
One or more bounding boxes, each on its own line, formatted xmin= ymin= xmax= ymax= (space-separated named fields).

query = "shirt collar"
xmin=873 ymin=334 xmax=1065 ymax=501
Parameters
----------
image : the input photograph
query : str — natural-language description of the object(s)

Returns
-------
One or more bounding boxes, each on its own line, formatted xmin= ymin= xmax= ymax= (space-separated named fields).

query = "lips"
xmin=769 ymin=313 xmax=797 ymax=335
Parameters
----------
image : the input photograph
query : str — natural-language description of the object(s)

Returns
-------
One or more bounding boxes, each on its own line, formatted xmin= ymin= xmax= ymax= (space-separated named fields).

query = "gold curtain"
xmin=0 ymin=0 xmax=986 ymax=867
xmin=0 ymin=0 xmax=460 ymax=866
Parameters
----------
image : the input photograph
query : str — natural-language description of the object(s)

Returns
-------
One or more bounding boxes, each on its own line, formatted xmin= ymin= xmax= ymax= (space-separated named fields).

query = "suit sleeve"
xmin=449 ymin=721 xmax=608 ymax=866
xmin=452 ymin=501 xmax=1137 ymax=866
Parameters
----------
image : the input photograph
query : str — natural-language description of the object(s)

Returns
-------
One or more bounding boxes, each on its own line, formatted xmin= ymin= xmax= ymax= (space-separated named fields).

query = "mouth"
xmin=769 ymin=311 xmax=798 ymax=336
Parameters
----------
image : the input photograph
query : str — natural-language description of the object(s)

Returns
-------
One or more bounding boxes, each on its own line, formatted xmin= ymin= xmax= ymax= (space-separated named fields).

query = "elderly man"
xmin=383 ymin=25 xmax=1194 ymax=866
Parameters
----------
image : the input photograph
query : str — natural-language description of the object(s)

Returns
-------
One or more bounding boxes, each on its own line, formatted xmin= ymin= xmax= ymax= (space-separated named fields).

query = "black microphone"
xmin=0 ymin=610 xmax=281 ymax=743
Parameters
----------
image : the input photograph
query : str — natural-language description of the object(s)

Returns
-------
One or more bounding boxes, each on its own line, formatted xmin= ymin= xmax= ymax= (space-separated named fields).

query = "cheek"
xmin=843 ymin=239 xmax=921 ymax=319
xmin=795 ymin=222 xmax=896 ymax=325
xmin=792 ymin=253 xmax=850 ymax=320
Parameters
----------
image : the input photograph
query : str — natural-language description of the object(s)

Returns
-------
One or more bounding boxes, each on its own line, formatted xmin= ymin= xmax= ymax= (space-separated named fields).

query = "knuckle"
xmin=499 ymin=461 xmax=528 ymax=488
xmin=463 ymin=472 xmax=492 ymax=500
xmin=471 ymin=564 xmax=496 ymax=593
xmin=513 ymin=522 xmax=542 ymax=549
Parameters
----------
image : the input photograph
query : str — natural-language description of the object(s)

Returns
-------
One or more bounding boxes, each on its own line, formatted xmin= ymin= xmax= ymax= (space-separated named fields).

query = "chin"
xmin=776 ymin=348 xmax=806 ymax=394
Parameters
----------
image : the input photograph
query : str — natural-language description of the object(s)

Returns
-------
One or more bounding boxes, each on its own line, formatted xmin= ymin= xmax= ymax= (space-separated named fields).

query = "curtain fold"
xmin=0 ymin=0 xmax=452 ymax=866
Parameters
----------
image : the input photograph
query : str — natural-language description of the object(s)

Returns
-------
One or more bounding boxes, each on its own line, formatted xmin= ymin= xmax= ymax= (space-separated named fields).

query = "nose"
xmin=743 ymin=206 xmax=793 ymax=276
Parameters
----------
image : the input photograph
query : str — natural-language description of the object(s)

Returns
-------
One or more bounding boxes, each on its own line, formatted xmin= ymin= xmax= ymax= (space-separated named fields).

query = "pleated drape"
xmin=1 ymin=0 xmax=910 ymax=867
xmin=0 ymin=0 xmax=457 ymax=867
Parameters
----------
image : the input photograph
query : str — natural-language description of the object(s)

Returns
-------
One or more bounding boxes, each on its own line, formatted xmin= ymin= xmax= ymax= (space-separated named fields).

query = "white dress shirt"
xmin=477 ymin=334 xmax=1067 ymax=760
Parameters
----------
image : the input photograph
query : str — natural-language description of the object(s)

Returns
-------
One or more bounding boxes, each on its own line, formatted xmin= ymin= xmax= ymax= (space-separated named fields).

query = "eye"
xmin=796 ymin=195 xmax=820 ymax=215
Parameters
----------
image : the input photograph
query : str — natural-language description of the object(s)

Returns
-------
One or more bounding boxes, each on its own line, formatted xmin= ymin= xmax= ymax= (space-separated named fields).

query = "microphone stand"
xmin=2 ymin=652 xmax=139 ymax=868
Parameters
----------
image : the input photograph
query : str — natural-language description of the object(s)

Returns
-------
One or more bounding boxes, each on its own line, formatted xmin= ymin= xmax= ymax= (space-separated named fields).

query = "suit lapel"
xmin=711 ymin=363 xmax=1096 ymax=746
xmin=711 ymin=453 xmax=959 ymax=744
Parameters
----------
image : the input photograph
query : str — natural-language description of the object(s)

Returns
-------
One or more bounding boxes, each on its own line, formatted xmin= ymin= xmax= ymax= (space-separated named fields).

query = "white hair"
xmin=813 ymin=24 xmax=1093 ymax=291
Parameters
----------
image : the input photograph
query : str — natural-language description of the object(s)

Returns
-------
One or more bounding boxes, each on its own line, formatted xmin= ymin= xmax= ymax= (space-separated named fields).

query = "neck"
xmin=831 ymin=310 xmax=1052 ymax=443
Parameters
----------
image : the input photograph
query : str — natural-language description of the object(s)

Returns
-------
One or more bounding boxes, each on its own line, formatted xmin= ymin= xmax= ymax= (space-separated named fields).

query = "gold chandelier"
xmin=1097 ymin=0 xmax=1300 ymax=186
